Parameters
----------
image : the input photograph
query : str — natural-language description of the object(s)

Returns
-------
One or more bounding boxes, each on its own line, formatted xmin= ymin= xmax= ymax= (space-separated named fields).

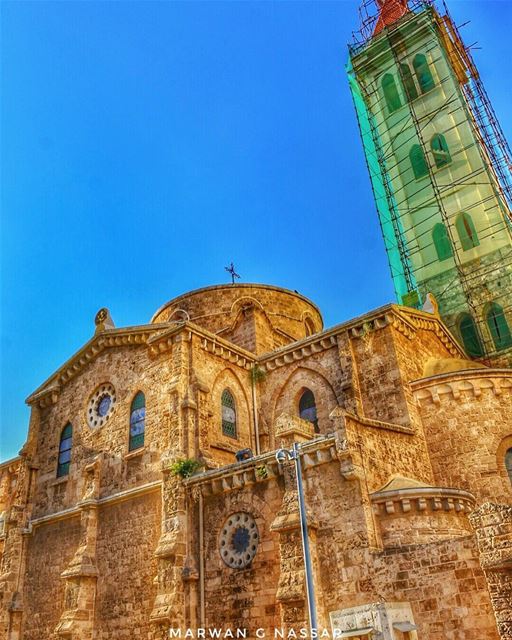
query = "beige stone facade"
xmin=1 ymin=283 xmax=511 ymax=639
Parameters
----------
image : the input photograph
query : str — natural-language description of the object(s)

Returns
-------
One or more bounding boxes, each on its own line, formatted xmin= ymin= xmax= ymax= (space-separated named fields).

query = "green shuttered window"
xmin=413 ymin=54 xmax=435 ymax=93
xmin=432 ymin=223 xmax=453 ymax=261
xmin=458 ymin=313 xmax=484 ymax=357
xmin=431 ymin=133 xmax=451 ymax=168
xmin=410 ymin=144 xmax=429 ymax=179
xmin=486 ymin=303 xmax=512 ymax=351
xmin=456 ymin=212 xmax=479 ymax=250
xmin=382 ymin=73 xmax=402 ymax=114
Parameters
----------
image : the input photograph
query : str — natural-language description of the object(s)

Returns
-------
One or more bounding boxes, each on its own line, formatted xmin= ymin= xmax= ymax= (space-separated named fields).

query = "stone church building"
xmin=2 ymin=0 xmax=512 ymax=636
xmin=1 ymin=283 xmax=511 ymax=639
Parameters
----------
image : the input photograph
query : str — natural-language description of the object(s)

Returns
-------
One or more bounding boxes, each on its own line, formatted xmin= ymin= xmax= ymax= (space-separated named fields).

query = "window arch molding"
xmin=271 ymin=365 xmax=338 ymax=439
xmin=212 ymin=368 xmax=251 ymax=444
xmin=456 ymin=312 xmax=484 ymax=357
xmin=57 ymin=423 xmax=73 ymax=478
xmin=485 ymin=302 xmax=512 ymax=351
xmin=129 ymin=391 xmax=146 ymax=451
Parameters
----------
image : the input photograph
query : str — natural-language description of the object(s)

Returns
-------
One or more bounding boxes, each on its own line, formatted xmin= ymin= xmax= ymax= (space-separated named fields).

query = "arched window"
xmin=506 ymin=448 xmax=512 ymax=485
xmin=305 ymin=317 xmax=315 ymax=337
xmin=413 ymin=53 xmax=435 ymax=93
xmin=129 ymin=391 xmax=146 ymax=451
xmin=432 ymin=223 xmax=453 ymax=261
xmin=409 ymin=144 xmax=429 ymax=179
xmin=486 ymin=302 xmax=512 ymax=351
xmin=57 ymin=423 xmax=73 ymax=478
xmin=458 ymin=313 xmax=484 ymax=357
xmin=299 ymin=389 xmax=319 ymax=434
xmin=400 ymin=63 xmax=418 ymax=101
xmin=431 ymin=133 xmax=451 ymax=168
xmin=456 ymin=212 xmax=479 ymax=250
xmin=221 ymin=390 xmax=237 ymax=438
xmin=382 ymin=74 xmax=402 ymax=114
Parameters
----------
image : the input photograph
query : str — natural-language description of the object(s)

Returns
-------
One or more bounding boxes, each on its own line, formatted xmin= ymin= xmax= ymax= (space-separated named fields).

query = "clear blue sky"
xmin=1 ymin=0 xmax=511 ymax=460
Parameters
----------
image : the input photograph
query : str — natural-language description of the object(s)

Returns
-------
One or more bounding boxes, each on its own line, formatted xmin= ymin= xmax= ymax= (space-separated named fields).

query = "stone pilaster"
xmin=470 ymin=502 xmax=512 ymax=640
xmin=270 ymin=462 xmax=326 ymax=632
xmin=55 ymin=457 xmax=101 ymax=639
xmin=150 ymin=464 xmax=188 ymax=640
xmin=0 ymin=451 xmax=38 ymax=640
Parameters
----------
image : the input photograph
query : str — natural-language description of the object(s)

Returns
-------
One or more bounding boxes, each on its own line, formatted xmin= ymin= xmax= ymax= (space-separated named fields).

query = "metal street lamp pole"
xmin=276 ymin=442 xmax=318 ymax=634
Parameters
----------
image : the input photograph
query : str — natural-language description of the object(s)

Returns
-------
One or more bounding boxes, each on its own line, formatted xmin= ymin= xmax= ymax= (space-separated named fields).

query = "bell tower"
xmin=348 ymin=0 xmax=512 ymax=366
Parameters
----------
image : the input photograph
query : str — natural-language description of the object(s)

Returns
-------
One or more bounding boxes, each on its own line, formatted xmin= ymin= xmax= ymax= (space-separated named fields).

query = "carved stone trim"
xmin=412 ymin=370 xmax=512 ymax=404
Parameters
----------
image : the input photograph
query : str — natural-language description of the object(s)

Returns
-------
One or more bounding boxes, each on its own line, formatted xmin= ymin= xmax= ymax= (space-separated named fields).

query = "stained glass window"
xmin=382 ymin=73 xmax=402 ymax=114
xmin=400 ymin=63 xmax=418 ymax=101
xmin=486 ymin=303 xmax=512 ymax=351
xmin=432 ymin=223 xmax=453 ymax=261
xmin=299 ymin=389 xmax=319 ymax=433
xmin=57 ymin=423 xmax=73 ymax=478
xmin=129 ymin=391 xmax=145 ymax=451
xmin=222 ymin=390 xmax=237 ymax=438
xmin=409 ymin=144 xmax=429 ymax=179
xmin=431 ymin=133 xmax=451 ymax=168
xmin=456 ymin=212 xmax=479 ymax=251
xmin=413 ymin=53 xmax=435 ymax=93
xmin=458 ymin=313 xmax=484 ymax=357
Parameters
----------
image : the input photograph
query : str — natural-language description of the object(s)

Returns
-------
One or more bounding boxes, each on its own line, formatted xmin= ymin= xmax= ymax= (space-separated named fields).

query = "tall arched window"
xmin=506 ymin=448 xmax=512 ymax=486
xmin=400 ymin=63 xmax=418 ymax=101
xmin=409 ymin=144 xmax=429 ymax=179
xmin=129 ymin=391 xmax=146 ymax=451
xmin=432 ymin=223 xmax=453 ymax=261
xmin=431 ymin=133 xmax=451 ymax=168
xmin=382 ymin=74 xmax=402 ymax=114
xmin=305 ymin=317 xmax=315 ymax=337
xmin=413 ymin=53 xmax=435 ymax=93
xmin=458 ymin=313 xmax=484 ymax=357
xmin=456 ymin=212 xmax=479 ymax=250
xmin=57 ymin=423 xmax=73 ymax=478
xmin=299 ymin=389 xmax=319 ymax=434
xmin=221 ymin=390 xmax=237 ymax=438
xmin=486 ymin=302 xmax=512 ymax=350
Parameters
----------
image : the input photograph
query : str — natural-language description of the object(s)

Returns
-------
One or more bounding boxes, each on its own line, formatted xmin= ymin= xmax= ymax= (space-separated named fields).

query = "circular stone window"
xmin=87 ymin=383 xmax=116 ymax=428
xmin=219 ymin=512 xmax=259 ymax=569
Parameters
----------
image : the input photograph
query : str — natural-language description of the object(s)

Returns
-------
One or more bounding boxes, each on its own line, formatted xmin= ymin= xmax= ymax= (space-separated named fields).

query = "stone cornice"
xmin=371 ymin=485 xmax=476 ymax=516
xmin=185 ymin=435 xmax=338 ymax=496
xmin=26 ymin=325 xmax=168 ymax=407
xmin=257 ymin=304 xmax=464 ymax=370
xmin=28 ymin=480 xmax=161 ymax=529
xmin=412 ymin=369 xmax=512 ymax=404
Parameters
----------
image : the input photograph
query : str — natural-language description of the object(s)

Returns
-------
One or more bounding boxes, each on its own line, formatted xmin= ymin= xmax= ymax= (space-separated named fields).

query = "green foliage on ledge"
xmin=169 ymin=458 xmax=204 ymax=479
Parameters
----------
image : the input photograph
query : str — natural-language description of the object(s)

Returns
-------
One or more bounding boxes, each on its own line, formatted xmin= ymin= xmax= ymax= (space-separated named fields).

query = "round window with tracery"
xmin=219 ymin=512 xmax=259 ymax=569
xmin=87 ymin=383 xmax=116 ymax=428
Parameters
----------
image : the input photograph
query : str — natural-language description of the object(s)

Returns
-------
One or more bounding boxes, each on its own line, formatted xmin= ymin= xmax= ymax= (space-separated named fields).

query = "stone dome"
xmin=151 ymin=283 xmax=323 ymax=355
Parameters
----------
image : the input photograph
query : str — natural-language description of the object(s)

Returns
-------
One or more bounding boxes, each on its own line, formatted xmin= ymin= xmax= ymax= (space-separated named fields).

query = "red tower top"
xmin=373 ymin=0 xmax=409 ymax=34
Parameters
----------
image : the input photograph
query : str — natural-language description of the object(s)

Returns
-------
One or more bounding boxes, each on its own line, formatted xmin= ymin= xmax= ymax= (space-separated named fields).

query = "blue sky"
xmin=1 ymin=0 xmax=511 ymax=460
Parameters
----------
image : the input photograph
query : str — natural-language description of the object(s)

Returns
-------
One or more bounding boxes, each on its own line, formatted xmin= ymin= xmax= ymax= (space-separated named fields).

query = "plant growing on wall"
xmin=169 ymin=458 xmax=204 ymax=479
xmin=255 ymin=465 xmax=268 ymax=479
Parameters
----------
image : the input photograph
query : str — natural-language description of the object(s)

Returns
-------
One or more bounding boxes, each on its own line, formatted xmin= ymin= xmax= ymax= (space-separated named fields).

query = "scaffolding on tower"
xmin=347 ymin=0 xmax=512 ymax=360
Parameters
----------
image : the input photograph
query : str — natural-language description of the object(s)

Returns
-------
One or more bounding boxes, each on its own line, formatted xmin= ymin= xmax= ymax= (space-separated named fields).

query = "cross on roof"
xmin=225 ymin=262 xmax=241 ymax=284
